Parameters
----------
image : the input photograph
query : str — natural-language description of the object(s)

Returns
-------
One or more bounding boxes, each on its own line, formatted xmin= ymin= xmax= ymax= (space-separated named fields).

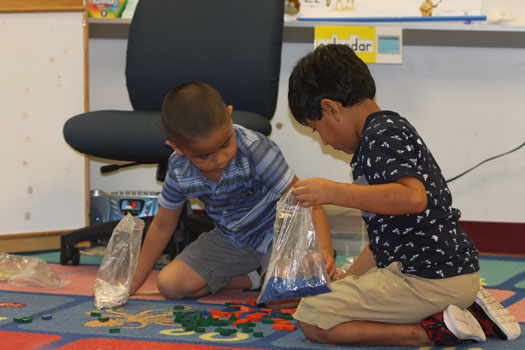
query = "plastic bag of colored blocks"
xmin=94 ymin=214 xmax=144 ymax=309
xmin=258 ymin=191 xmax=331 ymax=303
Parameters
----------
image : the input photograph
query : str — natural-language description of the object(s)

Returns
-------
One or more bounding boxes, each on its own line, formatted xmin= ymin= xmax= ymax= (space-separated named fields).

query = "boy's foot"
xmin=421 ymin=305 xmax=485 ymax=346
xmin=444 ymin=305 xmax=486 ymax=342
xmin=468 ymin=287 xmax=521 ymax=340
xmin=247 ymin=269 xmax=263 ymax=290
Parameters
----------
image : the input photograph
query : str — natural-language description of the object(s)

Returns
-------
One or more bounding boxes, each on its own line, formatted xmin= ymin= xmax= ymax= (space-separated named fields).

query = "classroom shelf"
xmin=88 ymin=18 xmax=525 ymax=48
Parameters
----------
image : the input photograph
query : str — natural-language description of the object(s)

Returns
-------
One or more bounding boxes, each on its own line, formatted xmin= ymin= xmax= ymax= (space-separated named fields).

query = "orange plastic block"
xmin=246 ymin=312 xmax=266 ymax=322
xmin=272 ymin=318 xmax=292 ymax=325
xmin=280 ymin=308 xmax=297 ymax=315
xmin=207 ymin=310 xmax=230 ymax=319
xmin=233 ymin=318 xmax=251 ymax=327
xmin=245 ymin=299 xmax=258 ymax=306
xmin=240 ymin=306 xmax=255 ymax=313
xmin=272 ymin=323 xmax=297 ymax=331
xmin=260 ymin=308 xmax=273 ymax=315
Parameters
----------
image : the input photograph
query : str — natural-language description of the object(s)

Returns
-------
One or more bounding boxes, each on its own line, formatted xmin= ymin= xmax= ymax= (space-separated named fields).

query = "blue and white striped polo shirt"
xmin=159 ymin=125 xmax=295 ymax=253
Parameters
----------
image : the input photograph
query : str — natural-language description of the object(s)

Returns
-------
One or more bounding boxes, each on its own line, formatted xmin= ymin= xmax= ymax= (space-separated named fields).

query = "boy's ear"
xmin=165 ymin=140 xmax=184 ymax=156
xmin=227 ymin=105 xmax=233 ymax=117
xmin=320 ymin=98 xmax=340 ymax=121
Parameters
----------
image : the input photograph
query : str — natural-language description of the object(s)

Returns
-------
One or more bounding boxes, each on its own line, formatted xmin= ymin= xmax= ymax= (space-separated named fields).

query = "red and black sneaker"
xmin=421 ymin=305 xmax=486 ymax=346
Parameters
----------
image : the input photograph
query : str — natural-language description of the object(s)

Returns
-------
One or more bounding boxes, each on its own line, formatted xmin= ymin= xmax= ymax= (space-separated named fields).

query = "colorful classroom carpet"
xmin=0 ymin=253 xmax=524 ymax=350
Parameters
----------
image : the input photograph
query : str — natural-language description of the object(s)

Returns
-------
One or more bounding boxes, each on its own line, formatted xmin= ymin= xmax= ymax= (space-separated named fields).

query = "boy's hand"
xmin=322 ymin=247 xmax=338 ymax=280
xmin=294 ymin=178 xmax=336 ymax=207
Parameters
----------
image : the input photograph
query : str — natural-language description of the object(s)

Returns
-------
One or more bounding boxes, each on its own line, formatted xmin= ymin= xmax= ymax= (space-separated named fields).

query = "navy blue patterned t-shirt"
xmin=351 ymin=111 xmax=479 ymax=279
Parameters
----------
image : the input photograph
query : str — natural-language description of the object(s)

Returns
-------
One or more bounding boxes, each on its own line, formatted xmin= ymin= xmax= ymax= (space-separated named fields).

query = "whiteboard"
xmin=0 ymin=11 xmax=87 ymax=234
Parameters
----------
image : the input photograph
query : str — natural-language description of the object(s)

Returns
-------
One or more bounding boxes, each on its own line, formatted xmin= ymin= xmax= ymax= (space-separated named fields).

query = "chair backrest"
xmin=126 ymin=0 xmax=284 ymax=120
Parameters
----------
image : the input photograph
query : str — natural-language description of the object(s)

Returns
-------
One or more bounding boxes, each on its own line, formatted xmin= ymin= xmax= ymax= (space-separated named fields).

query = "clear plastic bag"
xmin=94 ymin=213 xmax=144 ymax=309
xmin=0 ymin=252 xmax=70 ymax=288
xmin=257 ymin=191 xmax=331 ymax=304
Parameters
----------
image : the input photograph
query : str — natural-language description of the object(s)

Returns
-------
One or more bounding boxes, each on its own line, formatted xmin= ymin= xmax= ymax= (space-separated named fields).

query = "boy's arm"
xmin=342 ymin=243 xmax=376 ymax=277
xmin=283 ymin=177 xmax=337 ymax=279
xmin=129 ymin=206 xmax=183 ymax=295
xmin=294 ymin=176 xmax=427 ymax=216
xmin=312 ymin=204 xmax=337 ymax=278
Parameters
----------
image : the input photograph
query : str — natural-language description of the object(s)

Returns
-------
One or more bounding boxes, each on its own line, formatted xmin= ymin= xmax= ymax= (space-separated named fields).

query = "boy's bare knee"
xmin=156 ymin=261 xmax=207 ymax=299
xmin=156 ymin=270 xmax=185 ymax=299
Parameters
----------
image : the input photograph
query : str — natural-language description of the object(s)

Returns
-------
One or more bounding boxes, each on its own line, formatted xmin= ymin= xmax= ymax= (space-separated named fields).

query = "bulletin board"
xmin=0 ymin=1 xmax=88 ymax=236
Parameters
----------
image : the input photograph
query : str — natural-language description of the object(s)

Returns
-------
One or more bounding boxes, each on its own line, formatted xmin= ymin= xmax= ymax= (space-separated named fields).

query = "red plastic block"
xmin=272 ymin=324 xmax=297 ymax=331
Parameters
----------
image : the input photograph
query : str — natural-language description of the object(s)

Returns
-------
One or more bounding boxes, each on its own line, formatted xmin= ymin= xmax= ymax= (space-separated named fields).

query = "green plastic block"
xmin=173 ymin=305 xmax=185 ymax=310
xmin=98 ymin=317 xmax=109 ymax=322
xmin=237 ymin=322 xmax=256 ymax=328
xmin=182 ymin=318 xmax=196 ymax=325
xmin=253 ymin=331 xmax=264 ymax=337
xmin=14 ymin=317 xmax=33 ymax=324
xmin=90 ymin=312 xmax=102 ymax=317
xmin=262 ymin=319 xmax=273 ymax=324
xmin=242 ymin=327 xmax=253 ymax=333
xmin=194 ymin=327 xmax=205 ymax=333
xmin=109 ymin=328 xmax=120 ymax=333
xmin=219 ymin=328 xmax=237 ymax=336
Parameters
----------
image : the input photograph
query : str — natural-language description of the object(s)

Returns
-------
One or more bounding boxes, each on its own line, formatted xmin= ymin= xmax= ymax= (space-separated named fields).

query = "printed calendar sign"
xmin=315 ymin=26 xmax=403 ymax=64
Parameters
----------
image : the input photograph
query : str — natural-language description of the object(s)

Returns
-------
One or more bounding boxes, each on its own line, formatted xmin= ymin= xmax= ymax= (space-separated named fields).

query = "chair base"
xmin=60 ymin=217 xmax=154 ymax=265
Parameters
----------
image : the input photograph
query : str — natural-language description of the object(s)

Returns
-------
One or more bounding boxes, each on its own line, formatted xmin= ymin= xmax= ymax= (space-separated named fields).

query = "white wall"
xmin=88 ymin=37 xmax=525 ymax=223
xmin=1 ymin=12 xmax=86 ymax=235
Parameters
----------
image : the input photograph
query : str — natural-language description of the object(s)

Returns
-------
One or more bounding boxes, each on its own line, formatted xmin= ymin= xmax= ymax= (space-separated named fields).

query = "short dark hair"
xmin=161 ymin=82 xmax=229 ymax=145
xmin=288 ymin=44 xmax=376 ymax=125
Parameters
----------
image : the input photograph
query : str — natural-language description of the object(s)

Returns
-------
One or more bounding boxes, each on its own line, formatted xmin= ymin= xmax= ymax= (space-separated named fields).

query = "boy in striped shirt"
xmin=130 ymin=82 xmax=336 ymax=299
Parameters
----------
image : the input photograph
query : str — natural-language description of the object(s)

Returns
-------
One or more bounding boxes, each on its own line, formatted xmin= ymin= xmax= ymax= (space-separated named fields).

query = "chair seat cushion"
xmin=63 ymin=109 xmax=272 ymax=163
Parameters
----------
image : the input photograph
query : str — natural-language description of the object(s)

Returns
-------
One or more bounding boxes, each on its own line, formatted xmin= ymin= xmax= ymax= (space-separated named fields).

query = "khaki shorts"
xmin=293 ymin=262 xmax=480 ymax=330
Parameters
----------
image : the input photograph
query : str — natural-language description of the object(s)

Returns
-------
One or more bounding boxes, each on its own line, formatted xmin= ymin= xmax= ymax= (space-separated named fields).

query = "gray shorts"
xmin=176 ymin=228 xmax=271 ymax=293
xmin=294 ymin=261 xmax=480 ymax=330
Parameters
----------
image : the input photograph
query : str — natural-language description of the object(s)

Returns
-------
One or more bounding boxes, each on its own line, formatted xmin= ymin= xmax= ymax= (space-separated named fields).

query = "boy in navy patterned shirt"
xmin=288 ymin=44 xmax=520 ymax=346
xmin=129 ymin=82 xmax=336 ymax=299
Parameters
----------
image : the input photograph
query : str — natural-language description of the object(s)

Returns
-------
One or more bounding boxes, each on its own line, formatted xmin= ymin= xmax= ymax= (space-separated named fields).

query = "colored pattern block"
xmin=272 ymin=324 xmax=297 ymax=331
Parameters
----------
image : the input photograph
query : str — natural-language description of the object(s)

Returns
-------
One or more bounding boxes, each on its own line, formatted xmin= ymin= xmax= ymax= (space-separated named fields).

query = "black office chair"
xmin=60 ymin=0 xmax=284 ymax=265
